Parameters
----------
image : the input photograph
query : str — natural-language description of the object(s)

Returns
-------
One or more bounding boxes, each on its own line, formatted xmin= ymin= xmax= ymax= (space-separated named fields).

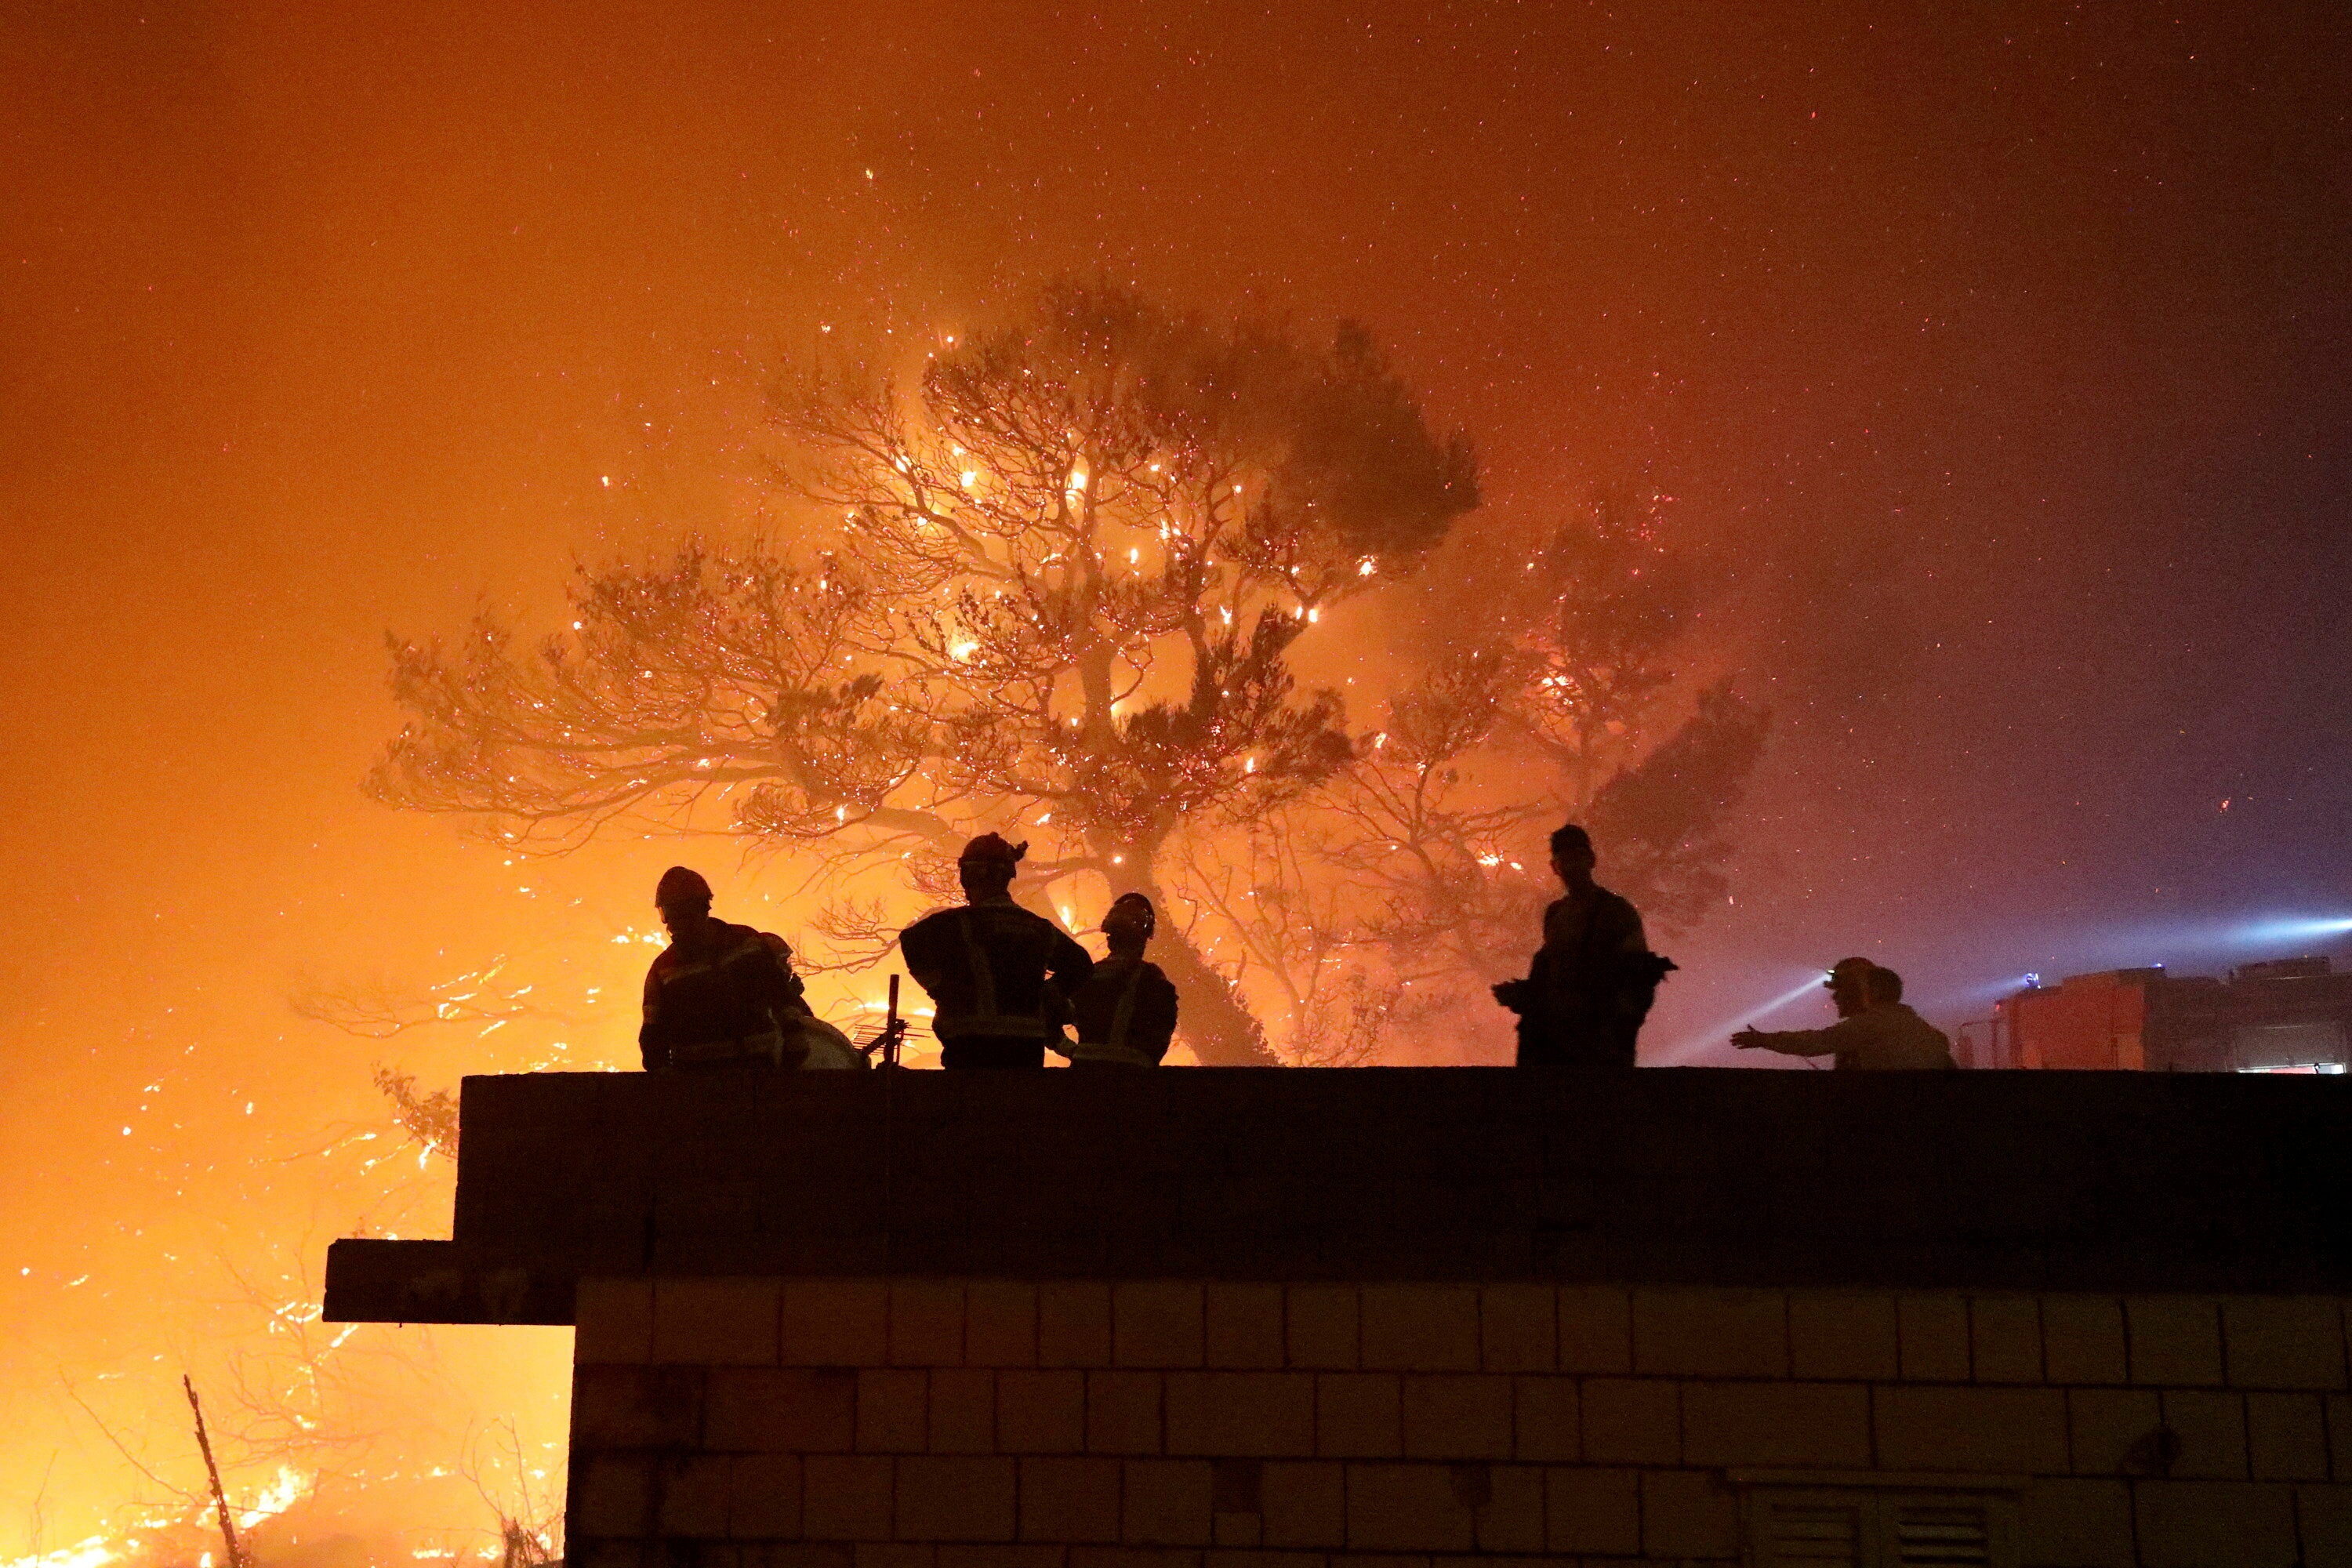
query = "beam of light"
xmin=2233 ymin=915 xmax=2352 ymax=946
xmin=1900 ymin=915 xmax=2352 ymax=1031
xmin=2111 ymin=910 xmax=2352 ymax=953
xmin=1987 ymin=910 xmax=2352 ymax=989
xmin=1653 ymin=973 xmax=1827 ymax=1064
xmin=1915 ymin=973 xmax=2047 ymax=1013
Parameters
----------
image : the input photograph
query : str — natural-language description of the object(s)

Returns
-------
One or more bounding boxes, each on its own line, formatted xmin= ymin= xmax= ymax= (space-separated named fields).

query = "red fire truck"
xmin=1958 ymin=956 xmax=2352 ymax=1072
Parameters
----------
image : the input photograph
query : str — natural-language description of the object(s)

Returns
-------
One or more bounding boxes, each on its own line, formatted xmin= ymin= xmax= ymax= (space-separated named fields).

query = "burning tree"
xmin=370 ymin=283 xmax=1761 ymax=1064
xmin=1289 ymin=495 xmax=1772 ymax=1046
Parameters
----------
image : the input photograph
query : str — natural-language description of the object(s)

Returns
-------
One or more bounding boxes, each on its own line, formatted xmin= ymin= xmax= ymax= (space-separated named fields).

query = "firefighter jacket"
xmin=901 ymin=895 xmax=1094 ymax=1044
xmin=640 ymin=920 xmax=812 ymax=1070
xmin=1745 ymin=1002 xmax=1958 ymax=1070
xmin=1526 ymin=887 xmax=1656 ymax=1025
xmin=1061 ymin=956 xmax=1179 ymax=1066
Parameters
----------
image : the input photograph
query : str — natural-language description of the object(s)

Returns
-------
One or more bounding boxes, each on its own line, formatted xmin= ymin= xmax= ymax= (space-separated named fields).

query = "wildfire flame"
xmin=6 ymin=1538 xmax=131 ymax=1568
xmin=234 ymin=1465 xmax=313 ymax=1531
xmin=1 ymin=1468 xmax=312 ymax=1568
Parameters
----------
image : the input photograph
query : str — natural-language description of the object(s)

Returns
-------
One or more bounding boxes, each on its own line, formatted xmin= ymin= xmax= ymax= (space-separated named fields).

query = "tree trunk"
xmin=1140 ymin=895 xmax=1282 ymax=1067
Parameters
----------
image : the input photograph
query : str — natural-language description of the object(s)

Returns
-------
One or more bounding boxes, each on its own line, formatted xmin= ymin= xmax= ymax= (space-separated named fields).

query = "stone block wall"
xmin=564 ymin=1278 xmax=2352 ymax=1568
xmin=318 ymin=1071 xmax=2352 ymax=1564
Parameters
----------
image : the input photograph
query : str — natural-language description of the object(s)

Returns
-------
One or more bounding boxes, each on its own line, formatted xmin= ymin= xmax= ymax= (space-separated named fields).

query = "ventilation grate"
xmin=1889 ymin=1501 xmax=1992 ymax=1566
xmin=1741 ymin=1480 xmax=2015 ymax=1568
xmin=1762 ymin=1497 xmax=1865 ymax=1566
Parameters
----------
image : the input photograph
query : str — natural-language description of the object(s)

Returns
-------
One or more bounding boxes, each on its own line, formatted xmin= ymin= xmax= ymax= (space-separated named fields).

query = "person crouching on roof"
xmin=640 ymin=866 xmax=822 ymax=1072
xmin=1732 ymin=959 xmax=1958 ymax=1070
xmin=901 ymin=834 xmax=1094 ymax=1069
xmin=1054 ymin=892 xmax=1180 ymax=1068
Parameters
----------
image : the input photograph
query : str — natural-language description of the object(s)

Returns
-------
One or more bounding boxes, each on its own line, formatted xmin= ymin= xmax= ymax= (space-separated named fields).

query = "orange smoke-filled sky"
xmin=5 ymin=0 xmax=2350 ymax=1542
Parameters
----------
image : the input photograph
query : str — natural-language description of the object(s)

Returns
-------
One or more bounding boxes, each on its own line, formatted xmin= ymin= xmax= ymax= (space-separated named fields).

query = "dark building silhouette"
xmin=328 ymin=1069 xmax=2352 ymax=1568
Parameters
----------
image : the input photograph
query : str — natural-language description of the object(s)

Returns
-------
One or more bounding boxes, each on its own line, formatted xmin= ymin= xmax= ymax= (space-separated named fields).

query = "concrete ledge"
xmin=323 ymin=1238 xmax=575 ymax=1324
xmin=325 ymin=1066 xmax=2352 ymax=1322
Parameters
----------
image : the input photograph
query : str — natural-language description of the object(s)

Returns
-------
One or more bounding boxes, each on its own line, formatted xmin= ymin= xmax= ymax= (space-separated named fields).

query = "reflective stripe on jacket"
xmin=1065 ymin=956 xmax=1178 ymax=1065
xmin=641 ymin=922 xmax=809 ymax=1071
xmin=901 ymin=897 xmax=1094 ymax=1044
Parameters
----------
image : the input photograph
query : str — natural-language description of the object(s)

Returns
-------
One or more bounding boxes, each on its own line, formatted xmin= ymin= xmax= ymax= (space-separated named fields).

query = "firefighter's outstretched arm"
xmin=1733 ymin=1018 xmax=1860 ymax=1057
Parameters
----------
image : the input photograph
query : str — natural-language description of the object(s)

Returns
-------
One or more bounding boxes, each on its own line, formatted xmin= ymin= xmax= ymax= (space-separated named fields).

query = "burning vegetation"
xmin=14 ymin=287 xmax=1764 ymax=1568
xmin=13 ymin=990 xmax=577 ymax=1568
xmin=370 ymin=283 xmax=1766 ymax=1068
